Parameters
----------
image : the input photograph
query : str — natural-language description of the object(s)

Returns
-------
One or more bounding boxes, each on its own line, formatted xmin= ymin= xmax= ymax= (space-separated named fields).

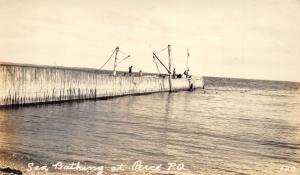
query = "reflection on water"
xmin=0 ymin=110 xmax=21 ymax=170
xmin=0 ymin=78 xmax=300 ymax=174
xmin=0 ymin=110 xmax=18 ymax=152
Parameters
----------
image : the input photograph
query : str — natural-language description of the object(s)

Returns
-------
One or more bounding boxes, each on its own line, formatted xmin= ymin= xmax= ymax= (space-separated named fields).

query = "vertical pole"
xmin=186 ymin=48 xmax=189 ymax=70
xmin=113 ymin=46 xmax=119 ymax=76
xmin=168 ymin=44 xmax=172 ymax=92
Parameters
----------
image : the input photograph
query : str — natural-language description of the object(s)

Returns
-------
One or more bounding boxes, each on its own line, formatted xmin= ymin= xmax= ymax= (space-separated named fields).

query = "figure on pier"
xmin=173 ymin=68 xmax=176 ymax=79
xmin=129 ymin=65 xmax=133 ymax=76
xmin=184 ymin=68 xmax=189 ymax=78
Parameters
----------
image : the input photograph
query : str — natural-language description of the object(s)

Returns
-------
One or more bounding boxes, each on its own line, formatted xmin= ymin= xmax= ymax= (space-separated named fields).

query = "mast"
xmin=113 ymin=46 xmax=119 ymax=76
xmin=186 ymin=48 xmax=189 ymax=70
xmin=168 ymin=44 xmax=172 ymax=92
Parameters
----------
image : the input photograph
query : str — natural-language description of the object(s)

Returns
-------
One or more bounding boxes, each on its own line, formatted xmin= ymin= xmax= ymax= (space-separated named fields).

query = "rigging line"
xmin=155 ymin=46 xmax=168 ymax=54
xmin=118 ymin=50 xmax=130 ymax=56
xmin=171 ymin=55 xmax=174 ymax=70
xmin=153 ymin=56 xmax=161 ymax=75
xmin=99 ymin=49 xmax=116 ymax=70
xmin=118 ymin=55 xmax=131 ymax=64
xmin=153 ymin=53 xmax=170 ymax=74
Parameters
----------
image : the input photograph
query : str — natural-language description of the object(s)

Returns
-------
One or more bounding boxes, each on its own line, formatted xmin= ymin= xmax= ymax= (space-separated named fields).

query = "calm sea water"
xmin=1 ymin=77 xmax=300 ymax=175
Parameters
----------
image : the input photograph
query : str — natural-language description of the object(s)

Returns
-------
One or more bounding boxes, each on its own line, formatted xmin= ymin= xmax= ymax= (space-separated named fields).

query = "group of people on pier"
xmin=172 ymin=68 xmax=191 ymax=79
xmin=127 ymin=65 xmax=143 ymax=77
xmin=127 ymin=65 xmax=190 ymax=79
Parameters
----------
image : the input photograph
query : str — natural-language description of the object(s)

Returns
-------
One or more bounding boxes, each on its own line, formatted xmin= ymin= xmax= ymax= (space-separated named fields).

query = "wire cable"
xmin=118 ymin=55 xmax=131 ymax=64
xmin=155 ymin=46 xmax=168 ymax=55
xmin=153 ymin=56 xmax=161 ymax=75
xmin=99 ymin=49 xmax=115 ymax=70
xmin=119 ymin=50 xmax=130 ymax=56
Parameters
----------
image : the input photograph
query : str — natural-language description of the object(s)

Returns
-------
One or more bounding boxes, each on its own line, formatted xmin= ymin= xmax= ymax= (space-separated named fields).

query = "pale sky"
xmin=0 ymin=0 xmax=300 ymax=81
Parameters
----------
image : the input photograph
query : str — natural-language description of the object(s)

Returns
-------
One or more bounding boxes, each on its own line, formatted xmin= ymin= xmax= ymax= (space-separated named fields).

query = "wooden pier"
xmin=0 ymin=62 xmax=203 ymax=107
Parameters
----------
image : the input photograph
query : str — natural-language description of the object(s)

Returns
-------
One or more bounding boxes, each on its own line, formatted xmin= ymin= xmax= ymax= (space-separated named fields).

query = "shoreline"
xmin=0 ymin=150 xmax=24 ymax=175
xmin=0 ymin=151 xmax=196 ymax=175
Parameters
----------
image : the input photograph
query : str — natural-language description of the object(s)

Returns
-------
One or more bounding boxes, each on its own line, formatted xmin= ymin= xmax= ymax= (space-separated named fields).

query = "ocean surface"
xmin=1 ymin=77 xmax=300 ymax=175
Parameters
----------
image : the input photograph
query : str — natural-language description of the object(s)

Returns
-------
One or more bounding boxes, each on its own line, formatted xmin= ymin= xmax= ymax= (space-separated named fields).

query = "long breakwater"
xmin=0 ymin=62 xmax=203 ymax=106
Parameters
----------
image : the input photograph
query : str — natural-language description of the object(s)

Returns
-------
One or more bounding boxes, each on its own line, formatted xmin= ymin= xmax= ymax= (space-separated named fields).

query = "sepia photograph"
xmin=0 ymin=0 xmax=300 ymax=174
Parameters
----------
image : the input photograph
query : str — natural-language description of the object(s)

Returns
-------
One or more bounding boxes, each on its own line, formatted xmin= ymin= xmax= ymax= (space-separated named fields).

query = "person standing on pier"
xmin=184 ymin=68 xmax=189 ymax=78
xmin=129 ymin=65 xmax=133 ymax=76
xmin=173 ymin=68 xmax=176 ymax=79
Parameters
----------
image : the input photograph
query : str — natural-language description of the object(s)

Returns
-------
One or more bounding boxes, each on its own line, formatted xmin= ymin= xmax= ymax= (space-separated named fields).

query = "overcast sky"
xmin=0 ymin=0 xmax=299 ymax=81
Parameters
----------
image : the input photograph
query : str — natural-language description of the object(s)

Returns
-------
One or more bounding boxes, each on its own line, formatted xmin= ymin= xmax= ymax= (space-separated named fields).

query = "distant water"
xmin=1 ymin=77 xmax=300 ymax=175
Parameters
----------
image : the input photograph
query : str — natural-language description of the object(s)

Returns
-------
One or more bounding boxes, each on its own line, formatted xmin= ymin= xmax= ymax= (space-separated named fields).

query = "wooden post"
xmin=113 ymin=46 xmax=119 ymax=76
xmin=168 ymin=44 xmax=172 ymax=92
